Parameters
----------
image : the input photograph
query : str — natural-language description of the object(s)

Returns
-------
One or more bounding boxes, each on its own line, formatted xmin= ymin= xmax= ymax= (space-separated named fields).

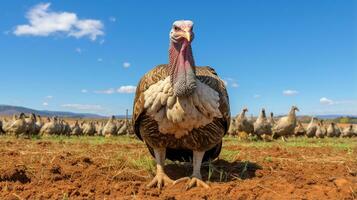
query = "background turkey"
xmin=95 ymin=121 xmax=104 ymax=136
xmin=133 ymin=20 xmax=230 ymax=189
xmin=117 ymin=120 xmax=129 ymax=135
xmin=71 ymin=121 xmax=82 ymax=136
xmin=103 ymin=116 xmax=118 ymax=137
xmin=341 ymin=125 xmax=354 ymax=138
xmin=236 ymin=107 xmax=254 ymax=135
xmin=272 ymin=106 xmax=299 ymax=141
xmin=82 ymin=121 xmax=96 ymax=136
xmin=315 ymin=120 xmax=326 ymax=138
xmin=253 ymin=108 xmax=272 ymax=138
xmin=7 ymin=113 xmax=27 ymax=137
xmin=335 ymin=124 xmax=342 ymax=137
xmin=294 ymin=121 xmax=306 ymax=137
xmin=24 ymin=113 xmax=38 ymax=137
xmin=227 ymin=118 xmax=238 ymax=136
xmin=306 ymin=117 xmax=317 ymax=138
xmin=353 ymin=125 xmax=357 ymax=137
xmin=326 ymin=122 xmax=337 ymax=137
xmin=40 ymin=117 xmax=59 ymax=136
xmin=267 ymin=112 xmax=276 ymax=127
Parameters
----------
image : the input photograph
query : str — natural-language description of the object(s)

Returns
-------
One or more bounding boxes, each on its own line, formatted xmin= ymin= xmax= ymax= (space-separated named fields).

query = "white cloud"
xmin=109 ymin=17 xmax=116 ymax=22
xmin=117 ymin=85 xmax=136 ymax=93
xmin=94 ymin=88 xmax=115 ymax=94
xmin=283 ymin=90 xmax=299 ymax=96
xmin=319 ymin=97 xmax=357 ymax=106
xmin=81 ymin=89 xmax=88 ymax=93
xmin=45 ymin=95 xmax=53 ymax=99
xmin=231 ymin=83 xmax=239 ymax=88
xmin=75 ymin=47 xmax=82 ymax=53
xmin=13 ymin=3 xmax=104 ymax=41
xmin=94 ymin=85 xmax=136 ymax=94
xmin=61 ymin=104 xmax=103 ymax=111
xmin=123 ymin=62 xmax=131 ymax=68
xmin=97 ymin=58 xmax=103 ymax=62
xmin=253 ymin=94 xmax=261 ymax=99
xmin=42 ymin=102 xmax=49 ymax=106
xmin=320 ymin=97 xmax=334 ymax=105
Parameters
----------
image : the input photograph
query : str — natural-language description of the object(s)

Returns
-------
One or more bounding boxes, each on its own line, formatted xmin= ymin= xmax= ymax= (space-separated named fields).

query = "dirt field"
xmin=0 ymin=136 xmax=356 ymax=200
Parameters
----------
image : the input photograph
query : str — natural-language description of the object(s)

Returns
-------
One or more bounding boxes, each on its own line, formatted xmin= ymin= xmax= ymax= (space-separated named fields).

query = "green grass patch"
xmin=223 ymin=136 xmax=356 ymax=150
xmin=220 ymin=149 xmax=240 ymax=162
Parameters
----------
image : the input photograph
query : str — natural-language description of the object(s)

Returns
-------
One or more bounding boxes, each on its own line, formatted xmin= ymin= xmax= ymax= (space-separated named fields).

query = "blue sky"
xmin=0 ymin=0 xmax=356 ymax=116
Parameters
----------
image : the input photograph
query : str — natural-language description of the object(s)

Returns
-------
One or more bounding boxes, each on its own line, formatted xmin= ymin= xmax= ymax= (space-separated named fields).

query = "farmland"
xmin=0 ymin=136 xmax=356 ymax=200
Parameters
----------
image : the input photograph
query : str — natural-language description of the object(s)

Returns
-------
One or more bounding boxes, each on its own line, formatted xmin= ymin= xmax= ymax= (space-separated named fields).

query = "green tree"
xmin=339 ymin=117 xmax=350 ymax=124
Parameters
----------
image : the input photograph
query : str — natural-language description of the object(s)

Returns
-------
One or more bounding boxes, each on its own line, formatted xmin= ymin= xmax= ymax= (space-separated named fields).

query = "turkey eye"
xmin=174 ymin=26 xmax=180 ymax=31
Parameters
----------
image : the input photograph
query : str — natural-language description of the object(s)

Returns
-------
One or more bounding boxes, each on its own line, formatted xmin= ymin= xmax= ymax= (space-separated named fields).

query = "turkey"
xmin=95 ymin=121 xmax=105 ymax=136
xmin=335 ymin=124 xmax=342 ymax=137
xmin=82 ymin=121 xmax=96 ymax=136
xmin=236 ymin=107 xmax=254 ymax=134
xmin=341 ymin=125 xmax=354 ymax=138
xmin=294 ymin=121 xmax=306 ymax=137
xmin=7 ymin=113 xmax=27 ymax=136
xmin=103 ymin=116 xmax=118 ymax=137
xmin=2 ymin=115 xmax=17 ymax=134
xmin=34 ymin=115 xmax=43 ymax=134
xmin=133 ymin=20 xmax=230 ymax=189
xmin=61 ymin=120 xmax=71 ymax=136
xmin=353 ymin=124 xmax=357 ymax=137
xmin=25 ymin=113 xmax=38 ymax=136
xmin=267 ymin=112 xmax=276 ymax=127
xmin=306 ymin=117 xmax=317 ymax=138
xmin=272 ymin=106 xmax=299 ymax=141
xmin=117 ymin=120 xmax=129 ymax=135
xmin=227 ymin=118 xmax=238 ymax=136
xmin=40 ymin=117 xmax=59 ymax=136
xmin=315 ymin=120 xmax=326 ymax=138
xmin=71 ymin=121 xmax=82 ymax=136
xmin=326 ymin=122 xmax=337 ymax=137
xmin=253 ymin=108 xmax=272 ymax=137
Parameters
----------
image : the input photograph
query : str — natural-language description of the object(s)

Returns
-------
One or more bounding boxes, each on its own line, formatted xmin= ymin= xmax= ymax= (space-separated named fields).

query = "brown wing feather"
xmin=196 ymin=66 xmax=231 ymax=133
xmin=133 ymin=64 xmax=169 ymax=140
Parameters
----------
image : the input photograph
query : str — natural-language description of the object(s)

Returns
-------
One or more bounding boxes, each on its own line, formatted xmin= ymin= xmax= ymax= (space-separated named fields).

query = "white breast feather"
xmin=144 ymin=77 xmax=222 ymax=138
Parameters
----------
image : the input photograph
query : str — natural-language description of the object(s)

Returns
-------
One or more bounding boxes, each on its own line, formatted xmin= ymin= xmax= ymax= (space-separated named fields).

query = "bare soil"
xmin=0 ymin=137 xmax=356 ymax=200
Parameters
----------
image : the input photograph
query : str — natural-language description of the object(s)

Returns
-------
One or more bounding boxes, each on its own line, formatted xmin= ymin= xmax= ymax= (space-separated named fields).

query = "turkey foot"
xmin=174 ymin=176 xmax=210 ymax=190
xmin=147 ymin=172 xmax=173 ymax=189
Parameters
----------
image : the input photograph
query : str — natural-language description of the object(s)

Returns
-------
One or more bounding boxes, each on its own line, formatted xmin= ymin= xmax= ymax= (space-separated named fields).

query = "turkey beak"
xmin=183 ymin=31 xmax=191 ymax=42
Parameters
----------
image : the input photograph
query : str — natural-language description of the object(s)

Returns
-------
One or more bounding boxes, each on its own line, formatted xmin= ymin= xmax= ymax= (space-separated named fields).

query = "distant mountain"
xmin=0 ymin=105 xmax=107 ymax=118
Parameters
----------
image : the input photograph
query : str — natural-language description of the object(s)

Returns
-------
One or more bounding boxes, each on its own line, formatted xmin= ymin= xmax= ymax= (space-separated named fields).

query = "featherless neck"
xmin=169 ymin=42 xmax=195 ymax=71
xmin=239 ymin=110 xmax=246 ymax=118
xmin=288 ymin=109 xmax=296 ymax=118
xmin=169 ymin=41 xmax=197 ymax=97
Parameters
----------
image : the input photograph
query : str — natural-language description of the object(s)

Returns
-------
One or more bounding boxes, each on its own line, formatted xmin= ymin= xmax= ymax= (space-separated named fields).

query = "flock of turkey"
xmin=228 ymin=106 xmax=357 ymax=140
xmin=0 ymin=114 xmax=133 ymax=137
xmin=0 ymin=106 xmax=356 ymax=140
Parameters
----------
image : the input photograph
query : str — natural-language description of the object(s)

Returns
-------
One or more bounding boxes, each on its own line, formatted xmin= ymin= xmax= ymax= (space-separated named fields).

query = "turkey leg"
xmin=147 ymin=148 xmax=173 ymax=189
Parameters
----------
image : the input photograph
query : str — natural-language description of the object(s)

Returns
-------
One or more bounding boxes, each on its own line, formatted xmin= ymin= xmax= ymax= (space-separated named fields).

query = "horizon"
xmin=1 ymin=104 xmax=357 ymax=118
xmin=0 ymin=1 xmax=356 ymax=116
